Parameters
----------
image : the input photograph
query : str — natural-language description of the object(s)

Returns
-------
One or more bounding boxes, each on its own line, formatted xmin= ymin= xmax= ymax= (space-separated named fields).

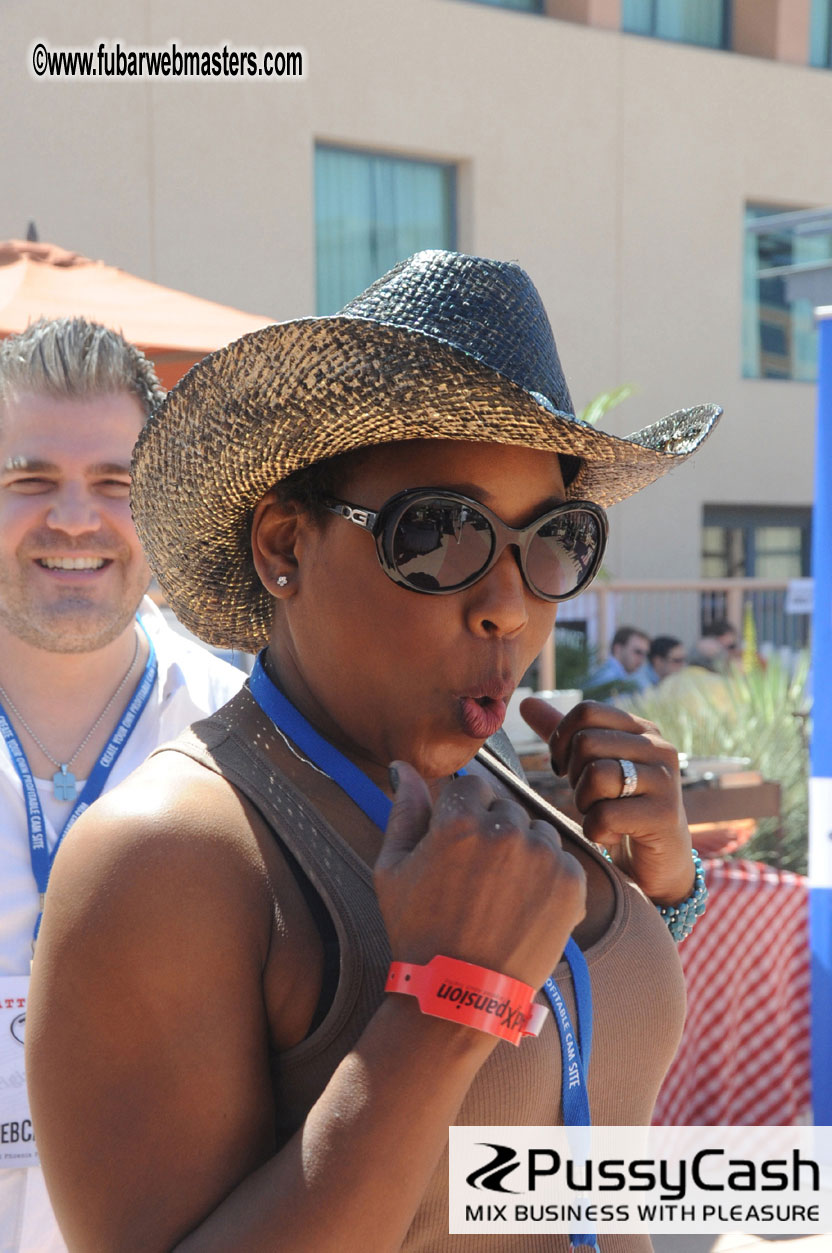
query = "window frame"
xmin=314 ymin=142 xmax=458 ymax=317
xmin=621 ymin=0 xmax=732 ymax=50
xmin=455 ymin=0 xmax=544 ymax=12
xmin=810 ymin=0 xmax=832 ymax=67
xmin=702 ymin=504 xmax=813 ymax=580
xmin=742 ymin=202 xmax=832 ymax=383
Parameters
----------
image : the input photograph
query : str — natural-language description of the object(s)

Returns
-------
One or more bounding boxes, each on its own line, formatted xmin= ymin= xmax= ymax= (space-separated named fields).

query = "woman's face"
xmin=264 ymin=439 xmax=567 ymax=783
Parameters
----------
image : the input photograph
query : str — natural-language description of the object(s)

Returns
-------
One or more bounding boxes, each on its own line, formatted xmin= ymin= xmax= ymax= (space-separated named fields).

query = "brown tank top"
xmin=160 ymin=689 xmax=686 ymax=1253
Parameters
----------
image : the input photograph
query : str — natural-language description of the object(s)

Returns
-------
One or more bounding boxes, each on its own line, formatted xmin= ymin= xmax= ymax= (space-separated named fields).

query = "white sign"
xmin=0 ymin=975 xmax=37 ymax=1168
xmin=786 ymin=578 xmax=814 ymax=615
xmin=449 ymin=1125 xmax=832 ymax=1235
xmin=810 ymin=777 xmax=832 ymax=889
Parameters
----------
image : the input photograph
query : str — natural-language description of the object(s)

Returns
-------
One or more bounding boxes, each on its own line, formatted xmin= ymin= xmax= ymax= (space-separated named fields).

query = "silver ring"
xmin=618 ymin=758 xmax=638 ymax=798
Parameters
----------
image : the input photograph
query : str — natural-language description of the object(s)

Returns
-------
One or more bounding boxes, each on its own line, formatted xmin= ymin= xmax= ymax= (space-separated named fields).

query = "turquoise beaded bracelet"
xmin=597 ymin=846 xmax=708 ymax=942
xmin=655 ymin=849 xmax=708 ymax=942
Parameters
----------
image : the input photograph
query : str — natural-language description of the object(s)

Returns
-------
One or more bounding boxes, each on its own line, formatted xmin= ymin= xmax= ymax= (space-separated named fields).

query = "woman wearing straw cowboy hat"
xmin=27 ymin=251 xmax=717 ymax=1252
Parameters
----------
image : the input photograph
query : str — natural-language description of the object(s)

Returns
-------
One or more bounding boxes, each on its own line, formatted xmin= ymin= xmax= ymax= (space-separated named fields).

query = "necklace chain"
xmin=259 ymin=655 xmax=333 ymax=780
xmin=269 ymin=719 xmax=333 ymax=780
xmin=260 ymin=661 xmax=462 ymax=789
xmin=0 ymin=629 xmax=141 ymax=774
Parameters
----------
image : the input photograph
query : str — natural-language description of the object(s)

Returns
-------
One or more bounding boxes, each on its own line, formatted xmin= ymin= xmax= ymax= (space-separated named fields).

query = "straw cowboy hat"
xmin=131 ymin=249 xmax=721 ymax=651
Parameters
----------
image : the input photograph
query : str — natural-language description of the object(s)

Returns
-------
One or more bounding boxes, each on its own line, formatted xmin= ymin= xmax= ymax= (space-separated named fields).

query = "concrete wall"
xmin=2 ymin=0 xmax=830 ymax=591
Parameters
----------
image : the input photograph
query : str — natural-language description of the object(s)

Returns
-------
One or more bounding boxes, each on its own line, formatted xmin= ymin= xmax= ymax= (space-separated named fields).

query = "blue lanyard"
xmin=543 ymin=965 xmax=592 ymax=1127
xmin=544 ymin=971 xmax=597 ymax=1249
xmin=249 ymin=653 xmax=596 ymax=1192
xmin=0 ymin=621 xmax=158 ymax=941
xmin=249 ymin=653 xmax=399 ymax=830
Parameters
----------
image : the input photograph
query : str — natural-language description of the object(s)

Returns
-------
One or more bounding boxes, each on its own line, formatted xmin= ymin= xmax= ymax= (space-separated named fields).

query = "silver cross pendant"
xmin=52 ymin=767 xmax=77 ymax=801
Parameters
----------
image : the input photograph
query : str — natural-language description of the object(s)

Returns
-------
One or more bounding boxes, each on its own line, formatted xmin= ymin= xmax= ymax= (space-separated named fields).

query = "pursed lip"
xmin=455 ymin=675 xmax=515 ymax=740
xmin=457 ymin=676 xmax=515 ymax=705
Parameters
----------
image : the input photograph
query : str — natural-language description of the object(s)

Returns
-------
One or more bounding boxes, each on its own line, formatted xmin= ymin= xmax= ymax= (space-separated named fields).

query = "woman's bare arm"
xmin=27 ymin=757 xmax=584 ymax=1252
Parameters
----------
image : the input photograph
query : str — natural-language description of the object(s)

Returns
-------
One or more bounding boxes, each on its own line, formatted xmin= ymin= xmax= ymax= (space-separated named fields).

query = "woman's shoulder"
xmin=71 ymin=746 xmax=259 ymax=858
xmin=47 ymin=750 xmax=278 ymax=964
xmin=40 ymin=745 xmax=332 ymax=1060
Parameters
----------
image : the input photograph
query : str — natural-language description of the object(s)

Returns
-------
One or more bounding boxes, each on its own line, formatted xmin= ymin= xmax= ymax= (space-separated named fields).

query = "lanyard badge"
xmin=0 ymin=620 xmax=158 ymax=944
xmin=249 ymin=653 xmax=597 ymax=1249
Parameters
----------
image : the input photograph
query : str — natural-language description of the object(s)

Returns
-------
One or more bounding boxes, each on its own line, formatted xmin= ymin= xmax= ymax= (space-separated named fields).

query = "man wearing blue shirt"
xmin=585 ymin=625 xmax=651 ymax=696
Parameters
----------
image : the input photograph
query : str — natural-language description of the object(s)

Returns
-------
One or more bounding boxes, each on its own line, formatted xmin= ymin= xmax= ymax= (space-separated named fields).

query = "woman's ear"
xmin=250 ymin=490 xmax=302 ymax=598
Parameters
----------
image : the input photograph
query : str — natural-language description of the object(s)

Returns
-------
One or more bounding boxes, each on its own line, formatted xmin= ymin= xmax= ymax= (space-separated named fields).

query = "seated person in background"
xmin=687 ymin=618 xmax=739 ymax=673
xmin=645 ymin=636 xmax=686 ymax=686
xmin=585 ymin=625 xmax=651 ymax=698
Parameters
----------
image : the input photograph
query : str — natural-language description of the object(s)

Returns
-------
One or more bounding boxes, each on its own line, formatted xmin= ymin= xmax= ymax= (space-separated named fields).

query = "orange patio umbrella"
xmin=0 ymin=240 xmax=274 ymax=388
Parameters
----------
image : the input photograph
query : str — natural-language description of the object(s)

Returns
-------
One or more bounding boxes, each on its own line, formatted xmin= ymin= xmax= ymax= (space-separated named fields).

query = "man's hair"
xmin=0 ymin=318 xmax=165 ymax=420
xmin=649 ymin=634 xmax=682 ymax=663
xmin=701 ymin=618 xmax=735 ymax=639
xmin=611 ymin=625 xmax=649 ymax=650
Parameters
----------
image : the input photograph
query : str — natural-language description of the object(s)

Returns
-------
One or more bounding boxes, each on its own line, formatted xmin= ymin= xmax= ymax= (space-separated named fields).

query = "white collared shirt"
xmin=0 ymin=598 xmax=245 ymax=1252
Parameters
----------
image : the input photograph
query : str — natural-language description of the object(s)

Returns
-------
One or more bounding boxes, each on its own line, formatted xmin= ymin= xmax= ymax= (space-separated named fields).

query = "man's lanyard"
xmin=0 ymin=621 xmax=158 ymax=942
xmin=249 ymin=653 xmax=597 ymax=1247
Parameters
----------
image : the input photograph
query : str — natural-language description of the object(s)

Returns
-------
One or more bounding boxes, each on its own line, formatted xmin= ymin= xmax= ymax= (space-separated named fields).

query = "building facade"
xmin=3 ymin=0 xmax=831 ymax=643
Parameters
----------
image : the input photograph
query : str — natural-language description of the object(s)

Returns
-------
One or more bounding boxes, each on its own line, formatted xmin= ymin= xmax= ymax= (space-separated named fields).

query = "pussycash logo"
xmin=466 ymin=1144 xmax=522 ymax=1193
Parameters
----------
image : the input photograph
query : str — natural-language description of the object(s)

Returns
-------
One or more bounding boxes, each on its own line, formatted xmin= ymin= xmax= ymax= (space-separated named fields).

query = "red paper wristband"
xmin=385 ymin=955 xmax=548 ymax=1047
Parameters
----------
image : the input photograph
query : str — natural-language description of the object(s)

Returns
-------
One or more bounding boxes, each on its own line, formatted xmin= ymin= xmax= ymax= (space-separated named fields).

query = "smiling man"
xmin=0 ymin=318 xmax=245 ymax=1253
xmin=585 ymin=625 xmax=652 ymax=698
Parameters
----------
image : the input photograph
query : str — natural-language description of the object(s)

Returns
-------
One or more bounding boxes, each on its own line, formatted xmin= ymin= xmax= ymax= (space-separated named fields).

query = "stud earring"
xmin=275 ymin=575 xmax=289 ymax=588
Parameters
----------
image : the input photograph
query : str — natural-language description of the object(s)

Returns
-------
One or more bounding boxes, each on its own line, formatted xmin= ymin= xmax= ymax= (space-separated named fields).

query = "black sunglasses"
xmin=323 ymin=488 xmax=608 ymax=602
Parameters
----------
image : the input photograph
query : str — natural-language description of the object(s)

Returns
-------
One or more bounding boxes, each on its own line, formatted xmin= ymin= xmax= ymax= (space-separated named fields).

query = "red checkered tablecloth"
xmin=652 ymin=858 xmax=811 ymax=1126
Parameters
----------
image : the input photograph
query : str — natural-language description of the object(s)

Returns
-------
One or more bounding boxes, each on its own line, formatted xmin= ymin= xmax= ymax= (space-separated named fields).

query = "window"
xmin=463 ymin=0 xmax=542 ymax=9
xmin=621 ymin=0 xmax=730 ymax=48
xmin=810 ymin=0 xmax=832 ymax=66
xmin=702 ymin=506 xmax=812 ymax=579
xmin=743 ymin=204 xmax=832 ymax=381
xmin=702 ymin=505 xmax=812 ymax=646
xmin=315 ymin=146 xmax=456 ymax=315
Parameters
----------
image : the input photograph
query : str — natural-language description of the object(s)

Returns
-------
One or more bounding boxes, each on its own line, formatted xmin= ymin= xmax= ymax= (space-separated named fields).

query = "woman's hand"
xmin=520 ymin=697 xmax=695 ymax=906
xmin=374 ymin=762 xmax=586 ymax=991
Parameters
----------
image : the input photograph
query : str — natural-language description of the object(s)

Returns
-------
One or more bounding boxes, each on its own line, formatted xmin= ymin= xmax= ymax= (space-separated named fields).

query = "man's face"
xmin=0 ymin=390 xmax=151 ymax=653
xmin=653 ymin=646 xmax=686 ymax=680
xmin=615 ymin=633 xmax=649 ymax=674
xmin=719 ymin=630 xmax=740 ymax=659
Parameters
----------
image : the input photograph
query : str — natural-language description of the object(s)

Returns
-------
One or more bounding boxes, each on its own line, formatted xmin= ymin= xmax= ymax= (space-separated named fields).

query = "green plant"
xmin=553 ymin=629 xmax=595 ymax=689
xmin=626 ymin=655 xmax=810 ymax=874
xmin=523 ymin=629 xmax=595 ymax=692
xmin=578 ymin=383 xmax=636 ymax=427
